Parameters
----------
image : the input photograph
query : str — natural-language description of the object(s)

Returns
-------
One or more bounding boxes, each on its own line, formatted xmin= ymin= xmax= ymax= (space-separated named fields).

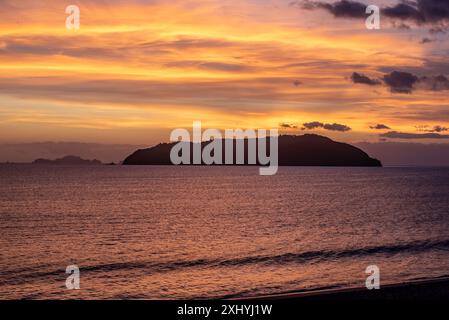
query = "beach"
xmin=251 ymin=277 xmax=449 ymax=300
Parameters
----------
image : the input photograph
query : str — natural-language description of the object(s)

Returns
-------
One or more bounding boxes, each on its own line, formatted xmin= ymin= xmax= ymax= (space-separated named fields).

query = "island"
xmin=33 ymin=155 xmax=103 ymax=165
xmin=122 ymin=134 xmax=382 ymax=167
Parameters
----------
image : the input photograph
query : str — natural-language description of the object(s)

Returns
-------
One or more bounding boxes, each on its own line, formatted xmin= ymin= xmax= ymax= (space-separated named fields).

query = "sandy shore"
xmin=246 ymin=277 xmax=449 ymax=300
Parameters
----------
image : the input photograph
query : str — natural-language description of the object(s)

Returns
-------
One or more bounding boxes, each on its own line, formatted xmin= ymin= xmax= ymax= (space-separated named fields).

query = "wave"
xmin=3 ymin=238 xmax=449 ymax=286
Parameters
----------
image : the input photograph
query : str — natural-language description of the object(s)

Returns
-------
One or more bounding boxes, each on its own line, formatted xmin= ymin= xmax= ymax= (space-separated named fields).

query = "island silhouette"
xmin=123 ymin=134 xmax=382 ymax=167
xmin=33 ymin=155 xmax=103 ymax=165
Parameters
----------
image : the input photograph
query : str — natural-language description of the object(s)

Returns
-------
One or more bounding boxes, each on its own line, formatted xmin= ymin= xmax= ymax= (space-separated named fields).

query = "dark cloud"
xmin=351 ymin=72 xmax=381 ymax=86
xmin=383 ymin=0 xmax=449 ymax=24
xmin=299 ymin=0 xmax=449 ymax=28
xmin=351 ymin=68 xmax=449 ymax=94
xmin=380 ymin=131 xmax=449 ymax=139
xmin=302 ymin=121 xmax=324 ymax=130
xmin=323 ymin=123 xmax=351 ymax=131
xmin=299 ymin=0 xmax=367 ymax=18
xmin=432 ymin=125 xmax=449 ymax=132
xmin=383 ymin=2 xmax=423 ymax=22
xmin=279 ymin=123 xmax=298 ymax=129
xmin=373 ymin=70 xmax=449 ymax=93
xmin=301 ymin=121 xmax=351 ymax=132
xmin=383 ymin=71 xmax=419 ymax=93
xmin=419 ymin=75 xmax=449 ymax=91
xmin=370 ymin=124 xmax=391 ymax=130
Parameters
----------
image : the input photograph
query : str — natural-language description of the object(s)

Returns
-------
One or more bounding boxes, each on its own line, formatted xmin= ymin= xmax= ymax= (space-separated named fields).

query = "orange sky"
xmin=0 ymin=0 xmax=448 ymax=145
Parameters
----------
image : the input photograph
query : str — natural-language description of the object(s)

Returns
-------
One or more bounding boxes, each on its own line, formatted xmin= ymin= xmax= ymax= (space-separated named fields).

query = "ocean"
xmin=1 ymin=165 xmax=449 ymax=299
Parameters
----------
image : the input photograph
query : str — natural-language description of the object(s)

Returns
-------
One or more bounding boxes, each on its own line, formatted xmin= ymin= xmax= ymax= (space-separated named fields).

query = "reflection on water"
xmin=1 ymin=165 xmax=449 ymax=299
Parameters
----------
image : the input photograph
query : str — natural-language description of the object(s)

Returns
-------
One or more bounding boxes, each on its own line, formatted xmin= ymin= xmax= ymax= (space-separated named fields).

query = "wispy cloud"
xmin=0 ymin=0 xmax=448 ymax=143
xmin=380 ymin=131 xmax=449 ymax=139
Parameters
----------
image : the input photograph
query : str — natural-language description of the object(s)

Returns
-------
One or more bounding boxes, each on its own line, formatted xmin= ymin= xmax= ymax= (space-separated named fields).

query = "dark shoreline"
xmin=244 ymin=277 xmax=449 ymax=300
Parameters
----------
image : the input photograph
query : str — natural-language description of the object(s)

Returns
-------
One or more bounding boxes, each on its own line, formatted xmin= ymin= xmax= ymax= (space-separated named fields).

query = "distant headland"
xmin=123 ymin=134 xmax=382 ymax=167
xmin=33 ymin=155 xmax=103 ymax=165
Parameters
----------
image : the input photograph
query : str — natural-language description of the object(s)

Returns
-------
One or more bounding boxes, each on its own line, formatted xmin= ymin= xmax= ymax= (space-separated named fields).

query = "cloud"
xmin=302 ymin=121 xmax=325 ymax=130
xmin=0 ymin=76 xmax=333 ymax=114
xmin=279 ymin=123 xmax=298 ymax=129
xmin=299 ymin=0 xmax=449 ymax=28
xmin=383 ymin=0 xmax=449 ymax=24
xmin=165 ymin=60 xmax=253 ymax=72
xmin=380 ymin=131 xmax=449 ymax=139
xmin=383 ymin=71 xmax=419 ymax=93
xmin=416 ymin=125 xmax=449 ymax=133
xmin=419 ymin=75 xmax=449 ymax=91
xmin=370 ymin=124 xmax=391 ymax=130
xmin=382 ymin=2 xmax=423 ymax=22
xmin=351 ymin=69 xmax=449 ymax=94
xmin=395 ymin=108 xmax=449 ymax=122
xmin=323 ymin=123 xmax=351 ymax=131
xmin=0 ymin=36 xmax=126 ymax=60
xmin=370 ymin=71 xmax=449 ymax=93
xmin=351 ymin=72 xmax=381 ymax=86
xmin=301 ymin=121 xmax=351 ymax=132
xmin=299 ymin=0 xmax=367 ymax=18
xmin=432 ymin=125 xmax=449 ymax=132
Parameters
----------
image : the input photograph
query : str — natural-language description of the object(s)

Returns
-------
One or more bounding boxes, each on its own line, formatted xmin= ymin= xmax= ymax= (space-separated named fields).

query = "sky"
xmin=0 ymin=0 xmax=448 ymax=146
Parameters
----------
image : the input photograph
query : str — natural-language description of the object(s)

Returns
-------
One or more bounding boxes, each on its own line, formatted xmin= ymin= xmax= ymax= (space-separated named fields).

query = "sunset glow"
xmin=1 ymin=0 xmax=448 ymax=144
